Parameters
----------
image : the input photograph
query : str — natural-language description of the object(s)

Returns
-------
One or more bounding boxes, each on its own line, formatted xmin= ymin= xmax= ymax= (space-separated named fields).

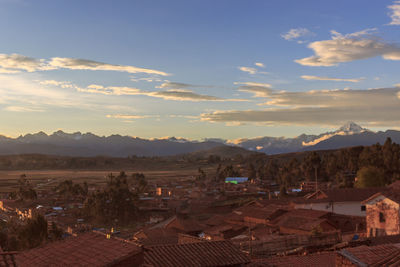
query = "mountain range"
xmin=0 ymin=122 xmax=399 ymax=157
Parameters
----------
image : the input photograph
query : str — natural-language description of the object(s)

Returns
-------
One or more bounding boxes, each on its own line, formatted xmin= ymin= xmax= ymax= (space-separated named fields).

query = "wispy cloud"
xmin=106 ymin=114 xmax=158 ymax=119
xmin=0 ymin=53 xmax=169 ymax=76
xmin=301 ymin=75 xmax=364 ymax=82
xmin=235 ymin=82 xmax=274 ymax=98
xmin=45 ymin=80 xmax=246 ymax=102
xmin=201 ymin=87 xmax=400 ymax=127
xmin=234 ymin=82 xmax=272 ymax=87
xmin=238 ymin=66 xmax=257 ymax=74
xmin=3 ymin=106 xmax=45 ymax=112
xmin=254 ymin=62 xmax=265 ymax=68
xmin=281 ymin=28 xmax=314 ymax=41
xmin=156 ymin=81 xmax=200 ymax=89
xmin=295 ymin=28 xmax=400 ymax=66
xmin=388 ymin=1 xmax=400 ymax=25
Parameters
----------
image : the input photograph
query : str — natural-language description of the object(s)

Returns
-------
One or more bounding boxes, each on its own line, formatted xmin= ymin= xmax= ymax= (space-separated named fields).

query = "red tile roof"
xmin=253 ymin=252 xmax=336 ymax=267
xmin=300 ymin=188 xmax=383 ymax=203
xmin=338 ymin=244 xmax=400 ymax=266
xmin=144 ymin=240 xmax=250 ymax=267
xmin=0 ymin=252 xmax=18 ymax=267
xmin=16 ymin=231 xmax=142 ymax=267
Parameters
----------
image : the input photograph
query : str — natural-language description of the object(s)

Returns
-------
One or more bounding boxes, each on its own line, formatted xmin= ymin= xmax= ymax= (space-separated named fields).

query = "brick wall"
xmin=366 ymin=198 xmax=400 ymax=237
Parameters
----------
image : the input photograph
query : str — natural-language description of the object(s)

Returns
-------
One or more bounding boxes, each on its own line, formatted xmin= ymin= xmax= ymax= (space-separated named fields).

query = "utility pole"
xmin=314 ymin=164 xmax=318 ymax=193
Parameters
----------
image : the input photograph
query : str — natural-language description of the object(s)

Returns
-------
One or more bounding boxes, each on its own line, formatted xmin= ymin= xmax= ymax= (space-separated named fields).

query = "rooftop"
xmin=338 ymin=244 xmax=400 ymax=266
xmin=144 ymin=240 xmax=250 ymax=267
xmin=16 ymin=231 xmax=142 ymax=267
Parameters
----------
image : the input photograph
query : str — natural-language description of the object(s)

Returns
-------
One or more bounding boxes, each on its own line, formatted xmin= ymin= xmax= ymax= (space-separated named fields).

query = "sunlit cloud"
xmin=3 ymin=106 xmax=45 ymax=112
xmin=46 ymin=80 xmax=245 ymax=102
xmin=106 ymin=114 xmax=158 ymax=119
xmin=301 ymin=75 xmax=364 ymax=82
xmin=156 ymin=81 xmax=198 ymax=89
xmin=388 ymin=1 xmax=400 ymax=25
xmin=295 ymin=28 xmax=400 ymax=66
xmin=281 ymin=28 xmax=314 ymax=41
xmin=130 ymin=76 xmax=163 ymax=82
xmin=254 ymin=62 xmax=265 ymax=68
xmin=238 ymin=66 xmax=257 ymax=74
xmin=234 ymin=82 xmax=273 ymax=98
xmin=201 ymin=87 xmax=400 ymax=127
xmin=0 ymin=53 xmax=169 ymax=76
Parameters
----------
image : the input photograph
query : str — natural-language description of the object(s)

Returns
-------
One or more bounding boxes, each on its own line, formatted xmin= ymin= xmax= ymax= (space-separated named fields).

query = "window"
xmin=361 ymin=205 xmax=366 ymax=211
xmin=379 ymin=212 xmax=385 ymax=223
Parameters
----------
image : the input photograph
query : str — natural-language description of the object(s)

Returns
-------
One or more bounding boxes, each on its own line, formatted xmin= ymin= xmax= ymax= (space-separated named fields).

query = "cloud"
xmin=78 ymin=84 xmax=142 ymax=95
xmin=234 ymin=82 xmax=273 ymax=98
xmin=234 ymin=82 xmax=272 ymax=88
xmin=0 ymin=54 xmax=50 ymax=73
xmin=149 ymin=89 xmax=222 ymax=101
xmin=295 ymin=28 xmax=400 ymax=66
xmin=4 ymin=106 xmax=45 ymax=112
xmin=106 ymin=114 xmax=157 ymax=119
xmin=388 ymin=1 xmax=400 ymax=25
xmin=131 ymin=76 xmax=163 ymax=82
xmin=156 ymin=81 xmax=198 ymax=89
xmin=254 ymin=62 xmax=265 ymax=68
xmin=281 ymin=28 xmax=314 ymax=41
xmin=201 ymin=87 xmax=400 ymax=127
xmin=238 ymin=66 xmax=257 ymax=74
xmin=300 ymin=75 xmax=364 ymax=82
xmin=0 ymin=53 xmax=169 ymax=76
xmin=46 ymin=81 xmax=244 ymax=102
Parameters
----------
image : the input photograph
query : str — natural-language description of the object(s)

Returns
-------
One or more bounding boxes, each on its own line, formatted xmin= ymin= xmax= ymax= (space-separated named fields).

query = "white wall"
xmin=294 ymin=201 xmax=365 ymax=217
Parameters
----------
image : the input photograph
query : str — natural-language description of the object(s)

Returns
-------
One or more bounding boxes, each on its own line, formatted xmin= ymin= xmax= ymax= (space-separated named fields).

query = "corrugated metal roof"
xmin=225 ymin=177 xmax=248 ymax=183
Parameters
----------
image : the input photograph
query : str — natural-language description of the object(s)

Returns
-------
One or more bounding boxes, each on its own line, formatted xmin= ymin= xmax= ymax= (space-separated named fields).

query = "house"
xmin=16 ymin=231 xmax=143 ymax=266
xmin=362 ymin=190 xmax=400 ymax=237
xmin=272 ymin=209 xmax=339 ymax=235
xmin=293 ymin=188 xmax=383 ymax=217
xmin=144 ymin=240 xmax=250 ymax=266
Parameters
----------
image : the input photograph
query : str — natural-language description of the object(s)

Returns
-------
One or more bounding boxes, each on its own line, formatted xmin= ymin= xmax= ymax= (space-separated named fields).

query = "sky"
xmin=0 ymin=0 xmax=400 ymax=140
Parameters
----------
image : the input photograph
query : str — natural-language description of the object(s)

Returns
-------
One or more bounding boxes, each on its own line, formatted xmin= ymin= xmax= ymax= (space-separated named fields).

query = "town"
xmin=0 ymin=139 xmax=399 ymax=266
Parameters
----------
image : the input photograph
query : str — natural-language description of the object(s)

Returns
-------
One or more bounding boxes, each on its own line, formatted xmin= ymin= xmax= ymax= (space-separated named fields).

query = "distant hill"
xmin=211 ymin=122 xmax=400 ymax=155
xmin=0 ymin=131 xmax=226 ymax=157
xmin=182 ymin=145 xmax=260 ymax=159
xmin=0 ymin=122 xmax=399 ymax=157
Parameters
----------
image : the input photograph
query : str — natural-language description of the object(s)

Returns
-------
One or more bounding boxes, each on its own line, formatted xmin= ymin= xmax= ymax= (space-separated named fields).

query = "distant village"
xmin=1 ymin=164 xmax=400 ymax=266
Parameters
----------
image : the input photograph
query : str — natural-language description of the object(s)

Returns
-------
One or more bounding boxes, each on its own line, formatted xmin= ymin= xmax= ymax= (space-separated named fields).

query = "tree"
xmin=17 ymin=174 xmax=37 ymax=201
xmin=247 ymin=163 xmax=257 ymax=181
xmin=196 ymin=168 xmax=206 ymax=181
xmin=84 ymin=172 xmax=138 ymax=225
xmin=355 ymin=166 xmax=385 ymax=188
xmin=17 ymin=214 xmax=48 ymax=249
xmin=131 ymin=173 xmax=147 ymax=193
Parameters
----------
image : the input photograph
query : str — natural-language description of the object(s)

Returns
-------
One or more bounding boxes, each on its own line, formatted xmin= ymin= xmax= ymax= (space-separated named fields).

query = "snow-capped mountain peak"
xmin=302 ymin=122 xmax=368 ymax=147
xmin=338 ymin=122 xmax=365 ymax=133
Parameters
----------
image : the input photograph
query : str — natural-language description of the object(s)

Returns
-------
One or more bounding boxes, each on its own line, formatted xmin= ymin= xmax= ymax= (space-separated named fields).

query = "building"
xmin=363 ymin=190 xmax=400 ymax=237
xmin=294 ymin=188 xmax=383 ymax=217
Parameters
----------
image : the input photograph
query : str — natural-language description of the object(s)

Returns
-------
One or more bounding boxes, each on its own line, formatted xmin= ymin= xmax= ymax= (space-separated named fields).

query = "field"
xmin=0 ymin=165 xmax=218 ymax=193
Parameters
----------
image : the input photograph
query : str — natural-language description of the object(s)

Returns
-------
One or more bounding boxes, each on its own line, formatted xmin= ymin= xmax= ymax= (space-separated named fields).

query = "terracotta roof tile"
xmin=253 ymin=252 xmax=336 ymax=267
xmin=16 ymin=231 xmax=142 ymax=267
xmin=300 ymin=188 xmax=383 ymax=203
xmin=144 ymin=240 xmax=250 ymax=267
xmin=339 ymin=244 xmax=400 ymax=266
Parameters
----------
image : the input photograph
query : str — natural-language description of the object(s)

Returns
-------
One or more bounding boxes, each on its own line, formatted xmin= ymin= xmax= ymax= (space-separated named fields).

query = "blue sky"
xmin=0 ymin=0 xmax=400 ymax=140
